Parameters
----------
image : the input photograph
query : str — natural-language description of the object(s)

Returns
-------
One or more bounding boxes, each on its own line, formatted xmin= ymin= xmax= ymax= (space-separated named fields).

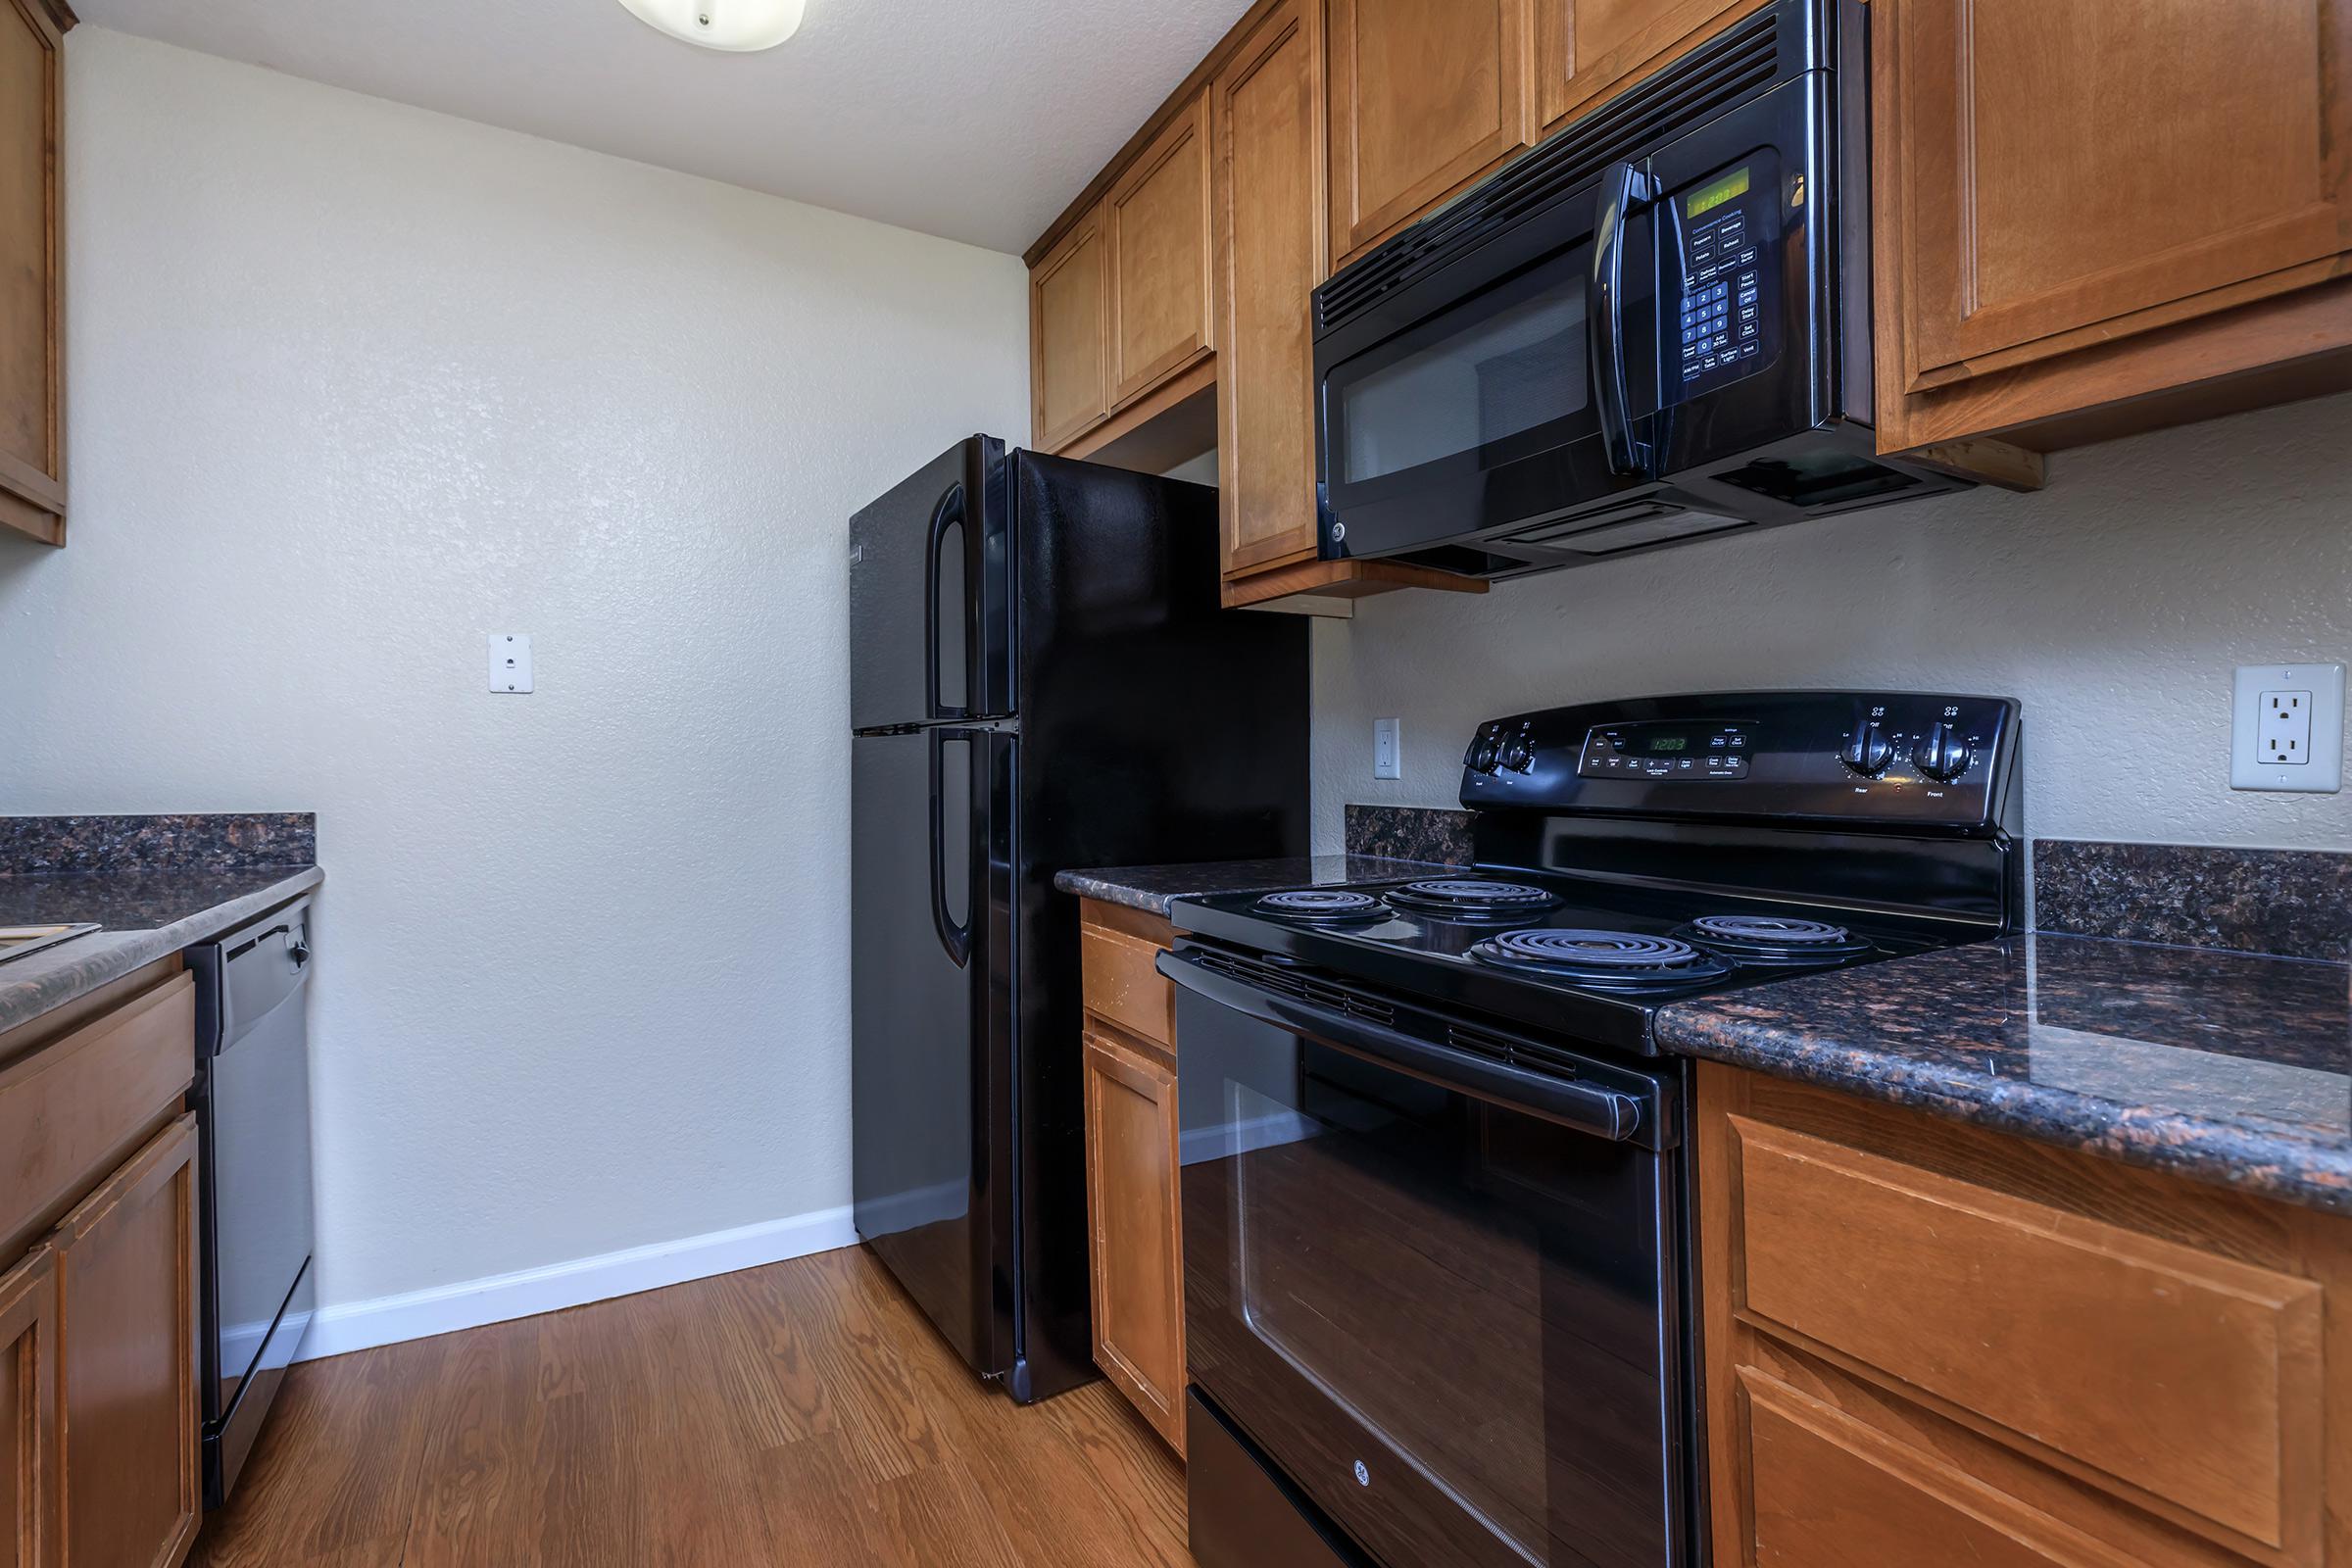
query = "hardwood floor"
xmin=190 ymin=1246 xmax=1192 ymax=1567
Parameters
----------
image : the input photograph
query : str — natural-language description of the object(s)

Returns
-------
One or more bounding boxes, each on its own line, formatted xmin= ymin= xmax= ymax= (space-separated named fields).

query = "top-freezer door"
xmin=849 ymin=436 xmax=1014 ymax=730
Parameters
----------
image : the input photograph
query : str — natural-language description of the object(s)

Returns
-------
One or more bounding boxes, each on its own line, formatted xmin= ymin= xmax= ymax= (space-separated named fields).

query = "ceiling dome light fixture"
xmin=615 ymin=0 xmax=805 ymax=51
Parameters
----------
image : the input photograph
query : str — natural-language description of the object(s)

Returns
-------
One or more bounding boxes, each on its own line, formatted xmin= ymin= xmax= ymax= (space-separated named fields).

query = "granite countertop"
xmin=1054 ymin=856 xmax=1458 ymax=917
xmin=0 ymin=864 xmax=324 ymax=1040
xmin=1657 ymin=934 xmax=2352 ymax=1213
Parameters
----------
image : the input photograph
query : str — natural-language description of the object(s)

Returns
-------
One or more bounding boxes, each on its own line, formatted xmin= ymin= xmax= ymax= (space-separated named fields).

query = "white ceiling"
xmin=75 ymin=0 xmax=1254 ymax=254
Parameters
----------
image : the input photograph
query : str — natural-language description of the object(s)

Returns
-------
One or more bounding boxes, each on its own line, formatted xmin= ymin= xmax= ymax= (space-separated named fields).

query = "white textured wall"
xmin=1313 ymin=391 xmax=2352 ymax=854
xmin=0 ymin=30 xmax=1029 ymax=1306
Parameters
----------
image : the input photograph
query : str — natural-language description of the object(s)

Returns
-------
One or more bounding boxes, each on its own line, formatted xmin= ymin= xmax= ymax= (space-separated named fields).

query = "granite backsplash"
xmin=0 ymin=813 xmax=317 ymax=878
xmin=1344 ymin=805 xmax=1475 ymax=864
xmin=2034 ymin=839 xmax=2351 ymax=962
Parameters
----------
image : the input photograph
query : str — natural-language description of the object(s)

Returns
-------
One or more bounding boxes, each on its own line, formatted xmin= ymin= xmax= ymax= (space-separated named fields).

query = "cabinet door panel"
xmin=1328 ymin=0 xmax=1531 ymax=263
xmin=0 ymin=0 xmax=65 ymax=544
xmin=1535 ymin=0 xmax=1760 ymax=133
xmin=56 ymin=1115 xmax=198 ymax=1568
xmin=1891 ymin=0 xmax=2352 ymax=391
xmin=1107 ymin=92 xmax=1213 ymax=411
xmin=1082 ymin=1028 xmax=1183 ymax=1454
xmin=1030 ymin=210 xmax=1110 ymax=452
xmin=0 ymin=1248 xmax=57 ymax=1568
xmin=1215 ymin=0 xmax=1327 ymax=578
xmin=1740 ymin=1369 xmax=2131 ymax=1568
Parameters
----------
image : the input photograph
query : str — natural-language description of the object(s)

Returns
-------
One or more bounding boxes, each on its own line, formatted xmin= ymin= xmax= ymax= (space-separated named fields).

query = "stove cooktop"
xmin=1173 ymin=870 xmax=1983 ymax=1053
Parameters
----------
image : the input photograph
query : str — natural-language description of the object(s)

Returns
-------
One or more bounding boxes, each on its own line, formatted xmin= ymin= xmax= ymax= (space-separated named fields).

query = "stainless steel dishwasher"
xmin=187 ymin=897 xmax=317 ymax=1508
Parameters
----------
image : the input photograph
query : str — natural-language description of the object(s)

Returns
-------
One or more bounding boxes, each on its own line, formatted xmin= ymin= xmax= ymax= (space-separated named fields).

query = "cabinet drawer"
xmin=0 ymin=974 xmax=195 ymax=1253
xmin=1079 ymin=919 xmax=1173 ymax=1052
xmin=1739 ymin=1367 xmax=2133 ymax=1568
xmin=1728 ymin=1115 xmax=2322 ymax=1552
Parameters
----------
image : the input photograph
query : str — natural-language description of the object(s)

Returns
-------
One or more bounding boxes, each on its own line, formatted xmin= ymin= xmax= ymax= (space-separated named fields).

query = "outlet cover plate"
xmin=2231 ymin=663 xmax=2341 ymax=792
xmin=1373 ymin=717 xmax=1401 ymax=780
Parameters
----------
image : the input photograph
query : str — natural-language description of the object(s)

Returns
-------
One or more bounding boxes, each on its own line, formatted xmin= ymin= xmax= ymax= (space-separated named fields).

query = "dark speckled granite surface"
xmin=1053 ymin=856 xmax=1456 ymax=917
xmin=0 ymin=813 xmax=322 ymax=1045
xmin=1658 ymin=934 xmax=2352 ymax=1213
xmin=2034 ymin=839 xmax=2352 ymax=961
xmin=0 ymin=813 xmax=316 ymax=878
xmin=1345 ymin=806 xmax=1476 ymax=863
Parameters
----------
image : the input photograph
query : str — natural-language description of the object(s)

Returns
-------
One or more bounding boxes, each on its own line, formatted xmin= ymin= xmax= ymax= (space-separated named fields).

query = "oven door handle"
xmin=1156 ymin=950 xmax=1644 ymax=1143
xmin=1591 ymin=160 xmax=1659 ymax=479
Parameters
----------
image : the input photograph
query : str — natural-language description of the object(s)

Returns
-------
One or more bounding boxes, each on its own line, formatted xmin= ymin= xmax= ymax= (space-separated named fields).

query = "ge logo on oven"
xmin=1352 ymin=1460 xmax=1370 ymax=1488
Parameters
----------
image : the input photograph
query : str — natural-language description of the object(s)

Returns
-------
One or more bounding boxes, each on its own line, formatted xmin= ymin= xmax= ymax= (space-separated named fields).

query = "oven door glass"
xmin=1174 ymin=967 xmax=1686 ymax=1568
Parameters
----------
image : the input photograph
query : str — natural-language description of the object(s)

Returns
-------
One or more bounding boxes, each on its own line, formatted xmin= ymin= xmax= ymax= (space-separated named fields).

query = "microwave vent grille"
xmin=1316 ymin=7 xmax=1784 ymax=333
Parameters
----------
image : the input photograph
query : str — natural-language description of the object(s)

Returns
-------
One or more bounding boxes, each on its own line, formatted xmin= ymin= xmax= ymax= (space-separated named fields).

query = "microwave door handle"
xmin=1591 ymin=161 xmax=1659 ymax=478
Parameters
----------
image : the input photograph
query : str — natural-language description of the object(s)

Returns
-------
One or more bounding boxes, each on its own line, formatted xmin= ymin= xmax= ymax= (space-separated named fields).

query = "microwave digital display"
xmin=1685 ymin=166 xmax=1751 ymax=220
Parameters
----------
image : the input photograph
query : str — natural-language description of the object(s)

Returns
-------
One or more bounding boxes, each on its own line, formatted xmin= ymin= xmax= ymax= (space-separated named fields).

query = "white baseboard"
xmin=296 ymin=1203 xmax=859 ymax=1361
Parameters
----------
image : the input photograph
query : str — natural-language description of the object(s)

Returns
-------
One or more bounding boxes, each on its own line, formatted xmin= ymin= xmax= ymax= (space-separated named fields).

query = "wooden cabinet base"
xmin=1698 ymin=1064 xmax=2352 ymax=1568
xmin=56 ymin=1113 xmax=200 ymax=1568
xmin=1222 ymin=556 xmax=1489 ymax=610
xmin=0 ymin=1246 xmax=59 ymax=1568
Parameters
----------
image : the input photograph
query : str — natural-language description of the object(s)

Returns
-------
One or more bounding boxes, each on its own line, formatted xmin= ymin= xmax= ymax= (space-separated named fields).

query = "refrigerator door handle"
xmin=927 ymin=728 xmax=973 ymax=968
xmin=923 ymin=482 xmax=969 ymax=721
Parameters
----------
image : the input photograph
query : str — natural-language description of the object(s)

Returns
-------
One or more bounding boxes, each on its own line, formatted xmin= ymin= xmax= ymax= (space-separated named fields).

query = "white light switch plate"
xmin=1373 ymin=717 xmax=1401 ymax=779
xmin=2231 ymin=663 xmax=2341 ymax=792
xmin=490 ymin=633 xmax=534 ymax=694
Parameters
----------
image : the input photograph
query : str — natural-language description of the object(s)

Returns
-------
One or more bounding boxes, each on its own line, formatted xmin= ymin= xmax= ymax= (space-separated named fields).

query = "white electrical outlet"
xmin=489 ymin=633 xmax=534 ymax=694
xmin=2231 ymin=663 xmax=2342 ymax=792
xmin=1372 ymin=717 xmax=1401 ymax=780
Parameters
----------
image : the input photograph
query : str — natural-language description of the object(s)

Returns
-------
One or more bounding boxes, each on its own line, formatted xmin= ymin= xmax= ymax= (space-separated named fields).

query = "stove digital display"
xmin=1580 ymin=721 xmax=1752 ymax=779
xmin=1647 ymin=736 xmax=1690 ymax=753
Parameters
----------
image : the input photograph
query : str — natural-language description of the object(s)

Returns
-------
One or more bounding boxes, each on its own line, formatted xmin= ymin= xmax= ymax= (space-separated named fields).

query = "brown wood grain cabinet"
xmin=1533 ymin=0 xmax=1763 ymax=134
xmin=1029 ymin=208 xmax=1111 ymax=453
xmin=1213 ymin=0 xmax=1327 ymax=583
xmin=0 ymin=0 xmax=72 ymax=548
xmin=0 ymin=960 xmax=198 ymax=1568
xmin=1076 ymin=900 xmax=1186 ymax=1456
xmin=1698 ymin=1063 xmax=2352 ymax=1568
xmin=1873 ymin=0 xmax=2352 ymax=452
xmin=1326 ymin=0 xmax=1533 ymax=267
xmin=56 ymin=1115 xmax=198 ymax=1568
xmin=1106 ymin=91 xmax=1215 ymax=413
xmin=0 ymin=1246 xmax=59 ymax=1568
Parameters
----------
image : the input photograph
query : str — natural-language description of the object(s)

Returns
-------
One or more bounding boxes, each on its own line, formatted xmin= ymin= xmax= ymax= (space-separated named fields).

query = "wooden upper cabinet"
xmin=1105 ymin=91 xmax=1214 ymax=412
xmin=0 ymin=0 xmax=70 ymax=548
xmin=1030 ymin=208 xmax=1110 ymax=452
xmin=1327 ymin=0 xmax=1534 ymax=266
xmin=1534 ymin=0 xmax=1762 ymax=134
xmin=55 ymin=1114 xmax=199 ymax=1568
xmin=1214 ymin=0 xmax=1327 ymax=580
xmin=0 ymin=1247 xmax=58 ymax=1568
xmin=1877 ymin=0 xmax=2352 ymax=448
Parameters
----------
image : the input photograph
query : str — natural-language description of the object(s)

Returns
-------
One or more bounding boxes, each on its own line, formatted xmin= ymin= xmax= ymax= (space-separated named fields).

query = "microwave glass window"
xmin=1337 ymin=270 xmax=1590 ymax=485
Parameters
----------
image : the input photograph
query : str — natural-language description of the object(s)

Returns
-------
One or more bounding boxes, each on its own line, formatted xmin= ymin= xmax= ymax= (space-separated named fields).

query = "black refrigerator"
xmin=850 ymin=437 xmax=1308 ymax=1402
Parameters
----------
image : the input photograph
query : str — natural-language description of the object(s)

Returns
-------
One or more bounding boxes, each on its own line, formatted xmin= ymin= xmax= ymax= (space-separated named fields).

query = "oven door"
xmin=1315 ymin=179 xmax=1660 ymax=576
xmin=1161 ymin=945 xmax=1690 ymax=1568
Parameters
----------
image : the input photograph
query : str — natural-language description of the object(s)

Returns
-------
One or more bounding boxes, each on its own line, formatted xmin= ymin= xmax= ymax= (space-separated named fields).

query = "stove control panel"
xmin=1461 ymin=692 xmax=2020 ymax=832
xmin=1578 ymin=721 xmax=1751 ymax=780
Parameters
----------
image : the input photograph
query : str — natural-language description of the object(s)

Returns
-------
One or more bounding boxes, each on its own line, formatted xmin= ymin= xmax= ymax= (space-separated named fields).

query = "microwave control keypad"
xmin=1676 ymin=200 xmax=1771 ymax=392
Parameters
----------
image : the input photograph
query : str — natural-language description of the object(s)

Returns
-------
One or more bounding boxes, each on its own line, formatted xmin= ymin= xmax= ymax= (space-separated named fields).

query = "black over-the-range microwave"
xmin=1312 ymin=0 xmax=1966 ymax=581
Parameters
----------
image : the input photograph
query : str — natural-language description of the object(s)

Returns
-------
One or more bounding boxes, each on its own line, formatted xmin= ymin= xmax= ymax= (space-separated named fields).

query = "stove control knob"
xmin=1498 ymin=736 xmax=1533 ymax=772
xmin=1469 ymin=735 xmax=1499 ymax=773
xmin=1838 ymin=724 xmax=1893 ymax=778
xmin=1912 ymin=721 xmax=1971 ymax=783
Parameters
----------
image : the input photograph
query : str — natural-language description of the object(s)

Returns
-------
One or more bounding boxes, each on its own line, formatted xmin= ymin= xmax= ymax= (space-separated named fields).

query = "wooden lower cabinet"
xmin=0 ymin=961 xmax=198 ymax=1568
xmin=1076 ymin=900 xmax=1187 ymax=1455
xmin=1698 ymin=1063 xmax=2352 ymax=1568
xmin=0 ymin=1247 xmax=59 ymax=1568
xmin=55 ymin=1116 xmax=198 ymax=1568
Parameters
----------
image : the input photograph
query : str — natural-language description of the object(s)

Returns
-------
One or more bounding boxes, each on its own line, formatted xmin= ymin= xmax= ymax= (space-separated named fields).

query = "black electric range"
xmin=1168 ymin=691 xmax=2022 ymax=1568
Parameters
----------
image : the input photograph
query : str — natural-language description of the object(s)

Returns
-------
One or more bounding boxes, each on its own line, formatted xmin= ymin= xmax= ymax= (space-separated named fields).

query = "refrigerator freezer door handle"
xmin=923 ymin=483 xmax=969 ymax=721
xmin=928 ymin=728 xmax=973 ymax=968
